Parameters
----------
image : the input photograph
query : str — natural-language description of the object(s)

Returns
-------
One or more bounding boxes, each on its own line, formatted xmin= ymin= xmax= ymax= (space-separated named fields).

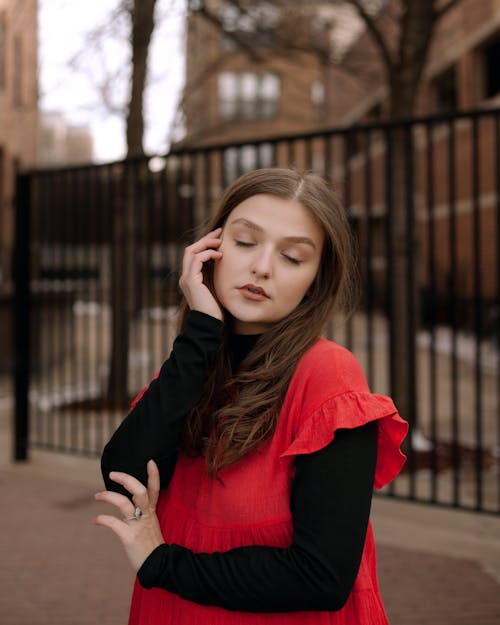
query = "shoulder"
xmin=286 ymin=338 xmax=370 ymax=406
xmin=298 ymin=338 xmax=368 ymax=389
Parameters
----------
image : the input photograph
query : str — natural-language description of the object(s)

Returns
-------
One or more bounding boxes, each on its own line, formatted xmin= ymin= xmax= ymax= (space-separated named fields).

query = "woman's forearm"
xmin=101 ymin=311 xmax=224 ymax=493
xmin=137 ymin=423 xmax=377 ymax=612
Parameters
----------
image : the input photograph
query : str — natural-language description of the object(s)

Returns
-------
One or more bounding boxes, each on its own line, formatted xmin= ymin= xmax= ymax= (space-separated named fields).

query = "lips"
xmin=239 ymin=284 xmax=270 ymax=301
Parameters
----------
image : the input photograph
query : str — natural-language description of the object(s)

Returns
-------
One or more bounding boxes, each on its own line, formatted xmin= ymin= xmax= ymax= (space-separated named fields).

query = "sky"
xmin=39 ymin=0 xmax=187 ymax=163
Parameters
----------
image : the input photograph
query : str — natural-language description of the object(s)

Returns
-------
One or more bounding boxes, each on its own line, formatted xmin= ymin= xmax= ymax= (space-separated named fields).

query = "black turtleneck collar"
xmin=228 ymin=332 xmax=261 ymax=371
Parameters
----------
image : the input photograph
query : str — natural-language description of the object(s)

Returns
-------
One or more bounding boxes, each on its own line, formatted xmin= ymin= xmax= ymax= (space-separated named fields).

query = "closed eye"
xmin=282 ymin=253 xmax=301 ymax=265
xmin=235 ymin=240 xmax=255 ymax=247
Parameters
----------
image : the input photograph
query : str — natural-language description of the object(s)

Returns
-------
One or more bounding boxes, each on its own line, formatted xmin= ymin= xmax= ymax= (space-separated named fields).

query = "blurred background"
xmin=1 ymin=2 xmax=500 ymax=621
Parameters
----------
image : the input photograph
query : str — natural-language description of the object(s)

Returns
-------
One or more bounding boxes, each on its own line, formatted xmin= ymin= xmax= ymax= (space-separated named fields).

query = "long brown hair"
xmin=179 ymin=168 xmax=358 ymax=475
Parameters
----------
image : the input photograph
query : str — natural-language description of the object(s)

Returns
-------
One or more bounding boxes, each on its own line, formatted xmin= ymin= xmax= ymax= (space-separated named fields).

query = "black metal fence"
xmin=14 ymin=108 xmax=500 ymax=514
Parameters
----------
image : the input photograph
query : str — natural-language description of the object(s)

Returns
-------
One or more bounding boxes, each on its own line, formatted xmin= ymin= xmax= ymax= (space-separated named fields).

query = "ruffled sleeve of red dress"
xmin=279 ymin=338 xmax=408 ymax=490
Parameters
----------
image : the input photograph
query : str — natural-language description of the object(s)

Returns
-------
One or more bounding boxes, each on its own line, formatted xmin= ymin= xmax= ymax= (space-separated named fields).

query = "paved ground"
xmin=2 ymin=448 xmax=500 ymax=625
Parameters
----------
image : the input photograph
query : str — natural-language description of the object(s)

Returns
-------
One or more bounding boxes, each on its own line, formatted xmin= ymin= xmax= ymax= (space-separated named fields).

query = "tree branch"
xmin=192 ymin=2 xmax=265 ymax=62
xmin=346 ymin=0 xmax=394 ymax=73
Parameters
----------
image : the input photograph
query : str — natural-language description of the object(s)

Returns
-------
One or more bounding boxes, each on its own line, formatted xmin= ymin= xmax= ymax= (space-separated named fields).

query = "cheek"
xmin=212 ymin=260 xmax=223 ymax=297
xmin=212 ymin=251 xmax=231 ymax=300
xmin=289 ymin=269 xmax=318 ymax=303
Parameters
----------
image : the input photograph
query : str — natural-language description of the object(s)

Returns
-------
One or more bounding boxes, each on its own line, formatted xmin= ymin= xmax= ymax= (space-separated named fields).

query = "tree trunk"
xmin=107 ymin=163 xmax=139 ymax=405
xmin=385 ymin=0 xmax=437 ymax=440
xmin=107 ymin=0 xmax=157 ymax=405
xmin=126 ymin=0 xmax=157 ymax=157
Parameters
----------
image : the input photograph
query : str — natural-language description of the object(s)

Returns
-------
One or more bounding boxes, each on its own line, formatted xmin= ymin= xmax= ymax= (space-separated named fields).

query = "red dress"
xmin=128 ymin=338 xmax=408 ymax=624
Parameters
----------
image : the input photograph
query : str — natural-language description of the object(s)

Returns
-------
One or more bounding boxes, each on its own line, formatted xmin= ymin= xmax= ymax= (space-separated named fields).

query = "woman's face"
xmin=213 ymin=193 xmax=324 ymax=334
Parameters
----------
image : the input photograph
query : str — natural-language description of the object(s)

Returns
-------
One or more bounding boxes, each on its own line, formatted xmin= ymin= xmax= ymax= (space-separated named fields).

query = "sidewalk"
xmin=2 ymin=449 xmax=499 ymax=625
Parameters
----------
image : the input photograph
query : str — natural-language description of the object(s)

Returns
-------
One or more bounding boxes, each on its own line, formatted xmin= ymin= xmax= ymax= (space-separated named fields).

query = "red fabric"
xmin=129 ymin=372 xmax=160 ymax=410
xmin=128 ymin=338 xmax=408 ymax=625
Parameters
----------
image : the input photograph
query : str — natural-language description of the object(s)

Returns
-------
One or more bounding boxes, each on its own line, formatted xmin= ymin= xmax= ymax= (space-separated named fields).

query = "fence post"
xmin=13 ymin=172 xmax=31 ymax=461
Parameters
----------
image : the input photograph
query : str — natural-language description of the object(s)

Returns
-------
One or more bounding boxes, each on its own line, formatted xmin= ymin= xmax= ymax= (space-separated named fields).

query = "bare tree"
xmin=107 ymin=0 xmax=158 ymax=405
xmin=346 ymin=0 xmax=461 ymax=435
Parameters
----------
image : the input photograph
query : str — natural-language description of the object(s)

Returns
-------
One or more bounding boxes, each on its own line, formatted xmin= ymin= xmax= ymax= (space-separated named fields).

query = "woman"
xmin=95 ymin=168 xmax=408 ymax=624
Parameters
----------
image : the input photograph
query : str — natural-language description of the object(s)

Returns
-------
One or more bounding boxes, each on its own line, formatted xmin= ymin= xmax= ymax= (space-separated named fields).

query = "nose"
xmin=251 ymin=248 xmax=272 ymax=279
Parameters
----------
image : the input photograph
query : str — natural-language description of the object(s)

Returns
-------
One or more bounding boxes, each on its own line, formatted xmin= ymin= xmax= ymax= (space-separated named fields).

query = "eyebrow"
xmin=229 ymin=217 xmax=318 ymax=249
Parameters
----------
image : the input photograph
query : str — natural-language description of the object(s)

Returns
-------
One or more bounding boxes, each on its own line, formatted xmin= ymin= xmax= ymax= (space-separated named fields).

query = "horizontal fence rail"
xmin=14 ymin=109 xmax=500 ymax=514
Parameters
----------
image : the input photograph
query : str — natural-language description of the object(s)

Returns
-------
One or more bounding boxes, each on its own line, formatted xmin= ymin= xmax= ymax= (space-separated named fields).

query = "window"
xmin=0 ymin=13 xmax=6 ymax=90
xmin=219 ymin=2 xmax=280 ymax=50
xmin=432 ymin=66 xmax=457 ymax=112
xmin=223 ymin=143 xmax=275 ymax=186
xmin=218 ymin=72 xmax=280 ymax=120
xmin=13 ymin=35 xmax=22 ymax=107
xmin=483 ymin=36 xmax=500 ymax=99
xmin=311 ymin=81 xmax=325 ymax=107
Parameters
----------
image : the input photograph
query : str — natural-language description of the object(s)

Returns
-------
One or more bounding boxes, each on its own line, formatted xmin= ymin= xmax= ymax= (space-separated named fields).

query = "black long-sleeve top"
xmin=101 ymin=311 xmax=377 ymax=613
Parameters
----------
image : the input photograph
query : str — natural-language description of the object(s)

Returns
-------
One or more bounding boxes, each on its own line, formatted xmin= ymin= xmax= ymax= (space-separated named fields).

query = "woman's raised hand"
xmin=94 ymin=460 xmax=165 ymax=573
xmin=179 ymin=228 xmax=224 ymax=320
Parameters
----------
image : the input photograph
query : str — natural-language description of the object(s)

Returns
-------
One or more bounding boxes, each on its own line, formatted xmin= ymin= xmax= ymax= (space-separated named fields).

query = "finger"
xmin=183 ymin=241 xmax=222 ymax=274
xmin=147 ymin=460 xmax=160 ymax=508
xmin=94 ymin=514 xmax=130 ymax=541
xmin=186 ymin=233 xmax=222 ymax=255
xmin=189 ymin=249 xmax=223 ymax=270
xmin=94 ymin=491 xmax=136 ymax=518
xmin=180 ymin=249 xmax=223 ymax=286
xmin=108 ymin=471 xmax=150 ymax=509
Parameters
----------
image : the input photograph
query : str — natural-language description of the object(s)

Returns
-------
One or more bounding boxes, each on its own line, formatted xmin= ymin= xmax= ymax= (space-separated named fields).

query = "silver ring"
xmin=126 ymin=506 xmax=142 ymax=521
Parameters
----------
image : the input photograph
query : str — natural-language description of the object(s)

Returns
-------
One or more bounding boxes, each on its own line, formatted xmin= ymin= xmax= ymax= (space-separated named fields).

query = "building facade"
xmin=0 ymin=0 xmax=38 ymax=292
xmin=324 ymin=0 xmax=500 ymax=123
xmin=323 ymin=0 xmax=500 ymax=306
xmin=181 ymin=1 xmax=343 ymax=148
xmin=38 ymin=111 xmax=94 ymax=167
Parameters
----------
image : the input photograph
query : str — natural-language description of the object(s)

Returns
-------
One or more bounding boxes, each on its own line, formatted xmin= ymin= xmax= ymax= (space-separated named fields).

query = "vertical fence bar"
xmin=496 ymin=112 xmax=500 ymax=513
xmin=384 ymin=127 xmax=394 ymax=402
xmin=305 ymin=137 xmax=312 ymax=170
xmin=138 ymin=161 xmax=147 ymax=393
xmin=448 ymin=118 xmax=460 ymax=507
xmin=59 ymin=169 xmax=69 ymax=451
xmin=344 ymin=132 xmax=353 ymax=352
xmin=426 ymin=122 xmax=438 ymax=503
xmin=43 ymin=174 xmax=53 ymax=448
xmin=94 ymin=165 xmax=106 ymax=454
xmin=204 ymin=149 xmax=212 ymax=223
xmin=287 ymin=139 xmax=295 ymax=168
xmin=82 ymin=167 xmax=92 ymax=453
xmin=323 ymin=133 xmax=332 ymax=182
xmin=14 ymin=172 xmax=31 ymax=460
xmin=34 ymin=174 xmax=44 ymax=448
xmin=104 ymin=165 xmax=115 ymax=443
xmin=364 ymin=129 xmax=374 ymax=387
xmin=73 ymin=169 xmax=84 ymax=452
xmin=86 ymin=166 xmax=102 ymax=455
xmin=472 ymin=114 xmax=483 ymax=511
xmin=405 ymin=123 xmax=417 ymax=500
xmin=45 ymin=172 xmax=56 ymax=449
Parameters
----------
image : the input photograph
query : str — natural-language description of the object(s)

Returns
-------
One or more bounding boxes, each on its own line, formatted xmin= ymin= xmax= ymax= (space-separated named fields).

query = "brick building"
xmin=180 ymin=2 xmax=358 ymax=146
xmin=324 ymin=0 xmax=500 ymax=123
xmin=179 ymin=1 xmax=366 ymax=196
xmin=0 ymin=0 xmax=38 ymax=292
xmin=323 ymin=0 xmax=500 ymax=305
xmin=38 ymin=111 xmax=94 ymax=167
